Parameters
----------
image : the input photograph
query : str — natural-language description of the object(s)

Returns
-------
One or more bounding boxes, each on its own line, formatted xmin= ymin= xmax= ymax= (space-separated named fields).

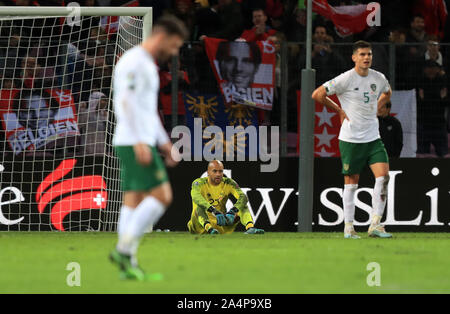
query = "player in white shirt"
xmin=109 ymin=15 xmax=187 ymax=281
xmin=312 ymin=41 xmax=393 ymax=239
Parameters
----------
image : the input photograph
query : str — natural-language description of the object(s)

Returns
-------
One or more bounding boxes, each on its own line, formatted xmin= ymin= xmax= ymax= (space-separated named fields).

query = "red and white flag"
xmin=297 ymin=90 xmax=417 ymax=157
xmin=312 ymin=0 xmax=378 ymax=36
xmin=1 ymin=89 xmax=79 ymax=155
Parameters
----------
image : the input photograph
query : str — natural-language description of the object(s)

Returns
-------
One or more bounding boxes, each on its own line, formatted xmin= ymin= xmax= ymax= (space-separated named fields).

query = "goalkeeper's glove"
xmin=207 ymin=206 xmax=227 ymax=226
xmin=225 ymin=207 xmax=239 ymax=225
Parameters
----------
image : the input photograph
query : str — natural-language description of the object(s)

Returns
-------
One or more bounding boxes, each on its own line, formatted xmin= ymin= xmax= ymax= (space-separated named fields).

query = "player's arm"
xmin=227 ymin=180 xmax=264 ymax=233
xmin=312 ymin=86 xmax=349 ymax=124
xmin=377 ymin=88 xmax=392 ymax=111
xmin=155 ymin=118 xmax=180 ymax=168
xmin=228 ymin=179 xmax=248 ymax=212
xmin=225 ymin=179 xmax=252 ymax=226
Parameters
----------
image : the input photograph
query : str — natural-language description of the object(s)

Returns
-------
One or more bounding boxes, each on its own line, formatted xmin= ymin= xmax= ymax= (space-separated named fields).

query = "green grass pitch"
xmin=1 ymin=232 xmax=449 ymax=293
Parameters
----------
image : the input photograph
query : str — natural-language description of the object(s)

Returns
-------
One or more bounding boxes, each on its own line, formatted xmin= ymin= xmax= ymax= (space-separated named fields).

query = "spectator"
xmin=299 ymin=25 xmax=345 ymax=86
xmin=0 ymin=70 xmax=19 ymax=115
xmin=389 ymin=27 xmax=410 ymax=89
xmin=404 ymin=14 xmax=429 ymax=89
xmin=378 ymin=101 xmax=403 ymax=158
xmin=193 ymin=0 xmax=221 ymax=40
xmin=285 ymin=7 xmax=306 ymax=43
xmin=423 ymin=36 xmax=446 ymax=76
xmin=169 ymin=0 xmax=195 ymax=40
xmin=240 ymin=0 xmax=266 ymax=29
xmin=267 ymin=32 xmax=284 ymax=126
xmin=20 ymin=56 xmax=55 ymax=89
xmin=77 ymin=91 xmax=109 ymax=156
xmin=412 ymin=0 xmax=448 ymax=40
xmin=405 ymin=14 xmax=428 ymax=58
xmin=416 ymin=60 xmax=449 ymax=157
xmin=159 ymin=59 xmax=190 ymax=130
xmin=239 ymin=7 xmax=276 ymax=42
xmin=198 ymin=0 xmax=244 ymax=41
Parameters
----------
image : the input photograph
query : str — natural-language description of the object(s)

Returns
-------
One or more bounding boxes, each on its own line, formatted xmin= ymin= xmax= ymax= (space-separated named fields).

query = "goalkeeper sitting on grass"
xmin=187 ymin=160 xmax=264 ymax=235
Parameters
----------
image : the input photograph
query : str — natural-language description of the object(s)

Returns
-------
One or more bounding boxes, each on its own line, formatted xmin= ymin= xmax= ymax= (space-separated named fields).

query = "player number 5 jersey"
xmin=323 ymin=68 xmax=390 ymax=143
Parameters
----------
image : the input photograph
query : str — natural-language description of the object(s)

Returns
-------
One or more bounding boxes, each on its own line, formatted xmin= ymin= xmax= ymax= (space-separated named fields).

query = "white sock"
xmin=343 ymin=184 xmax=358 ymax=224
xmin=117 ymin=205 xmax=133 ymax=237
xmin=117 ymin=196 xmax=166 ymax=255
xmin=372 ymin=176 xmax=389 ymax=224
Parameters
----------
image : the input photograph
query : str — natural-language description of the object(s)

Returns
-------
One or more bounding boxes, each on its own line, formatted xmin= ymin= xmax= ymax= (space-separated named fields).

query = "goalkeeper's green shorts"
xmin=114 ymin=145 xmax=168 ymax=192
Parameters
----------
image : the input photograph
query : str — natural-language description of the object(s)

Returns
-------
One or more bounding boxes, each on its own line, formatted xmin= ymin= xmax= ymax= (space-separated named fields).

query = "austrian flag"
xmin=312 ymin=0 xmax=380 ymax=36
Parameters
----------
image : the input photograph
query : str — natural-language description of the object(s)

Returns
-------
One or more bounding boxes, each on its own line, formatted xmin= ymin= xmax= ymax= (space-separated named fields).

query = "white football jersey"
xmin=323 ymin=68 xmax=390 ymax=143
xmin=112 ymin=46 xmax=169 ymax=146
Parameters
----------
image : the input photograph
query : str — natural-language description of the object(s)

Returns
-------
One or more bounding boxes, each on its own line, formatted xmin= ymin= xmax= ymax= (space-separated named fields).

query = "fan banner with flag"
xmin=297 ymin=89 xmax=417 ymax=157
xmin=311 ymin=0 xmax=378 ymax=36
xmin=0 ymin=89 xmax=79 ymax=155
xmin=184 ymin=92 xmax=259 ymax=158
xmin=203 ymin=37 xmax=276 ymax=111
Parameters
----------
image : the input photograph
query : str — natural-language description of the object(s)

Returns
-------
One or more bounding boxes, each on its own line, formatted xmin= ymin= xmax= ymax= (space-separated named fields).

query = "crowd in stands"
xmin=0 ymin=0 xmax=449 ymax=157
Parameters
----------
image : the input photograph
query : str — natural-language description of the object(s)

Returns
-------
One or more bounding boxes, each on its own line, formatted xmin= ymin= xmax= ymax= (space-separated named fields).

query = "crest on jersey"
xmin=127 ymin=72 xmax=136 ymax=90
xmin=343 ymin=164 xmax=350 ymax=171
xmin=370 ymin=84 xmax=377 ymax=92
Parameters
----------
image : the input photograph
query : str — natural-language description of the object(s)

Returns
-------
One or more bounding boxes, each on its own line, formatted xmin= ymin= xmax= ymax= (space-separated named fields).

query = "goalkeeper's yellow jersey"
xmin=190 ymin=176 xmax=251 ymax=231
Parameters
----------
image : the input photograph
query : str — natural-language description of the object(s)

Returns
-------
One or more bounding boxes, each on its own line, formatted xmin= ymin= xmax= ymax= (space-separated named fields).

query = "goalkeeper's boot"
xmin=208 ymin=228 xmax=219 ymax=234
xmin=344 ymin=229 xmax=361 ymax=239
xmin=368 ymin=224 xmax=392 ymax=238
xmin=245 ymin=227 xmax=264 ymax=234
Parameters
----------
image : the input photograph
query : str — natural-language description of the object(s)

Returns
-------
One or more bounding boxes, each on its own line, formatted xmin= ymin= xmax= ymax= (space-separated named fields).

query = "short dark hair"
xmin=353 ymin=40 xmax=372 ymax=53
xmin=252 ymin=7 xmax=266 ymax=15
xmin=153 ymin=14 xmax=189 ymax=40
xmin=411 ymin=14 xmax=425 ymax=23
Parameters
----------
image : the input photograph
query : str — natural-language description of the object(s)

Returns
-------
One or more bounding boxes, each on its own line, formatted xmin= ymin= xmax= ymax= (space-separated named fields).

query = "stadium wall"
xmin=0 ymin=157 xmax=448 ymax=232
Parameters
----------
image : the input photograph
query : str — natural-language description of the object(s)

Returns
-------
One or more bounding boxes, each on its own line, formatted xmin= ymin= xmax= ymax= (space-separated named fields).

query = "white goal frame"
xmin=0 ymin=6 xmax=152 ymax=38
xmin=0 ymin=6 xmax=152 ymax=231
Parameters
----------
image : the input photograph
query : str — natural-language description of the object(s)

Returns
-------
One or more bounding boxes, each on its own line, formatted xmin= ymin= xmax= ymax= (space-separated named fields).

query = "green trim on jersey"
xmin=114 ymin=145 xmax=168 ymax=192
xmin=339 ymin=139 xmax=389 ymax=175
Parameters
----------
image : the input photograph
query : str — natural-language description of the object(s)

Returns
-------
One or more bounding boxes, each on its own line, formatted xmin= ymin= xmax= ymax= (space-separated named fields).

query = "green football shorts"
xmin=339 ymin=139 xmax=389 ymax=175
xmin=114 ymin=145 xmax=168 ymax=192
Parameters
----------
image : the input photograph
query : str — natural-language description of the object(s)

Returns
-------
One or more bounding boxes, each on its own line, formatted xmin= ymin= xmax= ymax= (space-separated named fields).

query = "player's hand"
xmin=225 ymin=207 xmax=238 ymax=225
xmin=133 ymin=143 xmax=152 ymax=166
xmin=208 ymin=206 xmax=227 ymax=226
xmin=159 ymin=142 xmax=179 ymax=168
xmin=338 ymin=109 xmax=349 ymax=125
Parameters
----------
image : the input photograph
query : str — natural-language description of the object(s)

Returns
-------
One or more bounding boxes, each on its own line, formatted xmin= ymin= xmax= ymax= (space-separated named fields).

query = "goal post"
xmin=0 ymin=6 xmax=152 ymax=39
xmin=0 ymin=6 xmax=151 ymax=232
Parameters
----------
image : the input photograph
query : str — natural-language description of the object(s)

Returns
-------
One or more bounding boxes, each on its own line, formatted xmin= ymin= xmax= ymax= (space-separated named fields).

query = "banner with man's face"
xmin=204 ymin=37 xmax=276 ymax=111
xmin=1 ymin=89 xmax=79 ymax=155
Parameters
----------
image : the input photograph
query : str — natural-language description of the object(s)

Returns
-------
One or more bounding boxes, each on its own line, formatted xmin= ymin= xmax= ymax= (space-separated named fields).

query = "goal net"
xmin=0 ymin=8 xmax=148 ymax=231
